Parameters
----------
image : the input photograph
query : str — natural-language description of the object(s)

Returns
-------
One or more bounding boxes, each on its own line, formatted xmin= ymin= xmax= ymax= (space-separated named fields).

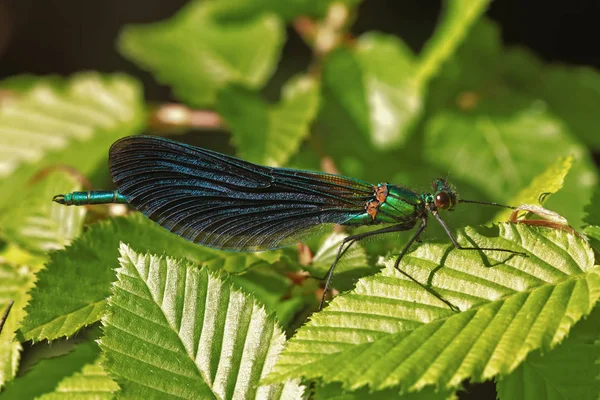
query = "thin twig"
xmin=149 ymin=103 xmax=225 ymax=131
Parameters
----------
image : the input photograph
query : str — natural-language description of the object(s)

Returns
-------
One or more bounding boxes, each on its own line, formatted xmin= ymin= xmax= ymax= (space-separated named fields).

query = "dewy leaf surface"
xmin=0 ymin=73 xmax=145 ymax=210
xmin=119 ymin=0 xmax=284 ymax=107
xmin=20 ymin=214 xmax=283 ymax=342
xmin=218 ymin=75 xmax=320 ymax=166
xmin=0 ymin=263 xmax=36 ymax=388
xmin=265 ymin=224 xmax=600 ymax=394
xmin=100 ymin=244 xmax=303 ymax=399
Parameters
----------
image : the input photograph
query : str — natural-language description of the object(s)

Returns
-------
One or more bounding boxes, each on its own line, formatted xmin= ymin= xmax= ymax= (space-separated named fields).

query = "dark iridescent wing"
xmin=108 ymin=135 xmax=374 ymax=251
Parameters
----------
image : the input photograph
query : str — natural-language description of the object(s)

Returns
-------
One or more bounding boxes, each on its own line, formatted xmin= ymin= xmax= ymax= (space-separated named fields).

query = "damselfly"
xmin=54 ymin=136 xmax=526 ymax=310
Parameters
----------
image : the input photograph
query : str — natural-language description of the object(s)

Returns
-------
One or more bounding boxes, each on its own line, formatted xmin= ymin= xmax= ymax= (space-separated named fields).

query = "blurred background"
xmin=1 ymin=0 xmax=599 ymax=114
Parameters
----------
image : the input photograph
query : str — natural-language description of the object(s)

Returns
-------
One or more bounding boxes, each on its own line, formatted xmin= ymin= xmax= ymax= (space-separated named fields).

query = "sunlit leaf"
xmin=119 ymin=0 xmax=284 ymax=107
xmin=218 ymin=75 xmax=320 ymax=166
xmin=0 ymin=73 xmax=145 ymax=210
xmin=0 ymin=263 xmax=37 ymax=388
xmin=265 ymin=224 xmax=600 ymax=394
xmin=306 ymin=231 xmax=373 ymax=292
xmin=491 ymin=156 xmax=573 ymax=223
xmin=0 ymin=170 xmax=86 ymax=254
xmin=496 ymin=305 xmax=600 ymax=400
xmin=19 ymin=213 xmax=285 ymax=342
xmin=100 ymin=244 xmax=303 ymax=399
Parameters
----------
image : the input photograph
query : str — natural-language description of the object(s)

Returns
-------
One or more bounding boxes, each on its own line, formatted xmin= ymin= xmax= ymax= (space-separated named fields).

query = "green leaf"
xmin=118 ymin=0 xmax=285 ymax=107
xmin=491 ymin=156 xmax=573 ymax=223
xmin=498 ymin=48 xmax=600 ymax=151
xmin=425 ymin=20 xmax=597 ymax=229
xmin=264 ymin=224 xmax=600 ymax=394
xmin=0 ymin=263 xmax=35 ymax=388
xmin=19 ymin=214 xmax=285 ymax=342
xmin=0 ymin=170 xmax=86 ymax=254
xmin=320 ymin=0 xmax=489 ymax=149
xmin=100 ymin=244 xmax=303 ymax=399
xmin=0 ymin=73 xmax=145 ymax=211
xmin=496 ymin=304 xmax=600 ymax=400
xmin=307 ymin=232 xmax=374 ymax=292
xmin=584 ymin=187 xmax=600 ymax=228
xmin=208 ymin=0 xmax=362 ymax=21
xmin=415 ymin=0 xmax=490 ymax=86
xmin=583 ymin=188 xmax=600 ymax=252
xmin=424 ymin=101 xmax=595 ymax=229
xmin=218 ymin=75 xmax=320 ymax=166
xmin=314 ymin=381 xmax=455 ymax=400
xmin=321 ymin=34 xmax=419 ymax=149
xmin=1 ymin=339 xmax=117 ymax=399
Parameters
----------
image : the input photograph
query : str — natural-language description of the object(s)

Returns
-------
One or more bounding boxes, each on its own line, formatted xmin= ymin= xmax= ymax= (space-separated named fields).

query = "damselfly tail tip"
xmin=53 ymin=194 xmax=66 ymax=205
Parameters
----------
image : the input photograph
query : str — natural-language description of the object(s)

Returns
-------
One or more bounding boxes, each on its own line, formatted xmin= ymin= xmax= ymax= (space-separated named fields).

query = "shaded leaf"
xmin=425 ymin=20 xmax=597 ymax=229
xmin=306 ymin=231 xmax=373 ymax=292
xmin=424 ymin=95 xmax=595 ymax=229
xmin=496 ymin=304 xmax=600 ymax=400
xmin=265 ymin=224 xmax=600 ymax=394
xmin=314 ymin=381 xmax=455 ymax=400
xmin=0 ymin=170 xmax=86 ymax=254
xmin=491 ymin=156 xmax=573 ymax=223
xmin=209 ymin=0 xmax=362 ymax=21
xmin=20 ymin=214 xmax=284 ymax=342
xmin=1 ymin=339 xmax=116 ymax=399
xmin=499 ymin=48 xmax=600 ymax=151
xmin=321 ymin=35 xmax=418 ymax=149
xmin=100 ymin=244 xmax=303 ymax=399
xmin=218 ymin=75 xmax=320 ymax=166
xmin=0 ymin=263 xmax=35 ymax=388
xmin=415 ymin=0 xmax=489 ymax=86
xmin=119 ymin=0 xmax=284 ymax=107
xmin=0 ymin=73 xmax=145 ymax=211
xmin=320 ymin=0 xmax=488 ymax=149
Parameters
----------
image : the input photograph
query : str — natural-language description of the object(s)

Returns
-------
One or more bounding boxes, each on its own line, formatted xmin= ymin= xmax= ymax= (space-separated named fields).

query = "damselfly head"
xmin=431 ymin=178 xmax=457 ymax=211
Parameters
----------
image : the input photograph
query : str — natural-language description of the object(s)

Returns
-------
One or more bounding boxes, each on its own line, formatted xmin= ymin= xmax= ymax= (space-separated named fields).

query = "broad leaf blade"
xmin=218 ymin=75 xmax=320 ymax=166
xmin=307 ymin=232 xmax=374 ymax=292
xmin=496 ymin=305 xmax=600 ymax=400
xmin=425 ymin=20 xmax=597 ymax=229
xmin=320 ymin=0 xmax=488 ymax=149
xmin=1 ymin=339 xmax=117 ymax=399
xmin=415 ymin=0 xmax=489 ymax=85
xmin=0 ymin=73 xmax=145 ymax=210
xmin=19 ymin=214 xmax=285 ymax=342
xmin=119 ymin=1 xmax=284 ymax=107
xmin=0 ymin=170 xmax=86 ymax=254
xmin=424 ymin=101 xmax=595 ymax=229
xmin=491 ymin=156 xmax=573 ymax=223
xmin=265 ymin=224 xmax=600 ymax=394
xmin=0 ymin=263 xmax=35 ymax=388
xmin=100 ymin=244 xmax=303 ymax=399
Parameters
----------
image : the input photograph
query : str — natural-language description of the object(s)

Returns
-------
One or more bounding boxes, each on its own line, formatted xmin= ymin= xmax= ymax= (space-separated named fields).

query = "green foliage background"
xmin=0 ymin=1 xmax=599 ymax=399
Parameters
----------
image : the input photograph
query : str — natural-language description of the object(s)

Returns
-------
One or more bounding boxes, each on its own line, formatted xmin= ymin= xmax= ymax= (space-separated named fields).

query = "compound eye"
xmin=434 ymin=192 xmax=450 ymax=210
